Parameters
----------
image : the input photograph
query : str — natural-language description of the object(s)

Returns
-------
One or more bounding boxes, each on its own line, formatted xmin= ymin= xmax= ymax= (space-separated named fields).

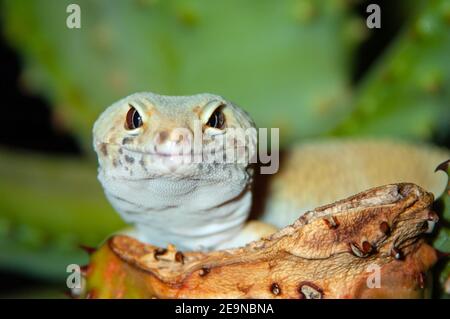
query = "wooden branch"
xmin=82 ymin=183 xmax=438 ymax=299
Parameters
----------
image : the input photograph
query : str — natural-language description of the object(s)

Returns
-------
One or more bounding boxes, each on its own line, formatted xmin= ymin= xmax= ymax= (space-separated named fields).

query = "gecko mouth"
xmin=98 ymin=142 xmax=198 ymax=157
xmin=97 ymin=142 xmax=250 ymax=163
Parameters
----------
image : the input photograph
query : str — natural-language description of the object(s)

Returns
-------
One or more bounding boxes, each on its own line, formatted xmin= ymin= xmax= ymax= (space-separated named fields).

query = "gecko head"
xmin=93 ymin=92 xmax=257 ymax=180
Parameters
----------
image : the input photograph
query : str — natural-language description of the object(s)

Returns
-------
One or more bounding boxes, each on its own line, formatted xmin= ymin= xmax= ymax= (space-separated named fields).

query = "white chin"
xmin=149 ymin=156 xmax=199 ymax=175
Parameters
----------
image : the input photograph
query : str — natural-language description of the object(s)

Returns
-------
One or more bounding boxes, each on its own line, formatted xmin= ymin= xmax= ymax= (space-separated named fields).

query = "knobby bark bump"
xmin=81 ymin=183 xmax=439 ymax=299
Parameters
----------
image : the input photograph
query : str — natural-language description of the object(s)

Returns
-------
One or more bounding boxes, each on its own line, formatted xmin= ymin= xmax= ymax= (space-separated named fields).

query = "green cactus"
xmin=0 ymin=0 xmax=359 ymax=280
xmin=0 ymin=148 xmax=123 ymax=280
xmin=2 ymin=0 xmax=358 ymax=150
xmin=333 ymin=0 xmax=450 ymax=140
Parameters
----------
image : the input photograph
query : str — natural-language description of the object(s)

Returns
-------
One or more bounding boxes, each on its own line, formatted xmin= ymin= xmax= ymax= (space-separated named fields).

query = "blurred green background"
xmin=0 ymin=0 xmax=449 ymax=298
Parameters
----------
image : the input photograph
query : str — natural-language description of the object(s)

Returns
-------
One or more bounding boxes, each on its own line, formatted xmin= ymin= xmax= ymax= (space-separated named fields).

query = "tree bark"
xmin=82 ymin=183 xmax=438 ymax=299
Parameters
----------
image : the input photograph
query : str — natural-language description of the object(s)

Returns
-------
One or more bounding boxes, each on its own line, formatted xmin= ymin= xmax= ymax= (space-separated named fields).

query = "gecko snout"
xmin=154 ymin=128 xmax=193 ymax=155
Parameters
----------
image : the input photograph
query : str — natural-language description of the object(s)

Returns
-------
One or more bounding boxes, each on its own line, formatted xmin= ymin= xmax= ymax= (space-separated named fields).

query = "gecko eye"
xmin=125 ymin=106 xmax=143 ymax=130
xmin=206 ymin=107 xmax=225 ymax=129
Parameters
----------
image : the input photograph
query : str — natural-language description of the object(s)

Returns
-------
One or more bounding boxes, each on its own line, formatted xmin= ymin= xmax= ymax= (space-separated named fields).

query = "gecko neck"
xmin=99 ymin=166 xmax=253 ymax=251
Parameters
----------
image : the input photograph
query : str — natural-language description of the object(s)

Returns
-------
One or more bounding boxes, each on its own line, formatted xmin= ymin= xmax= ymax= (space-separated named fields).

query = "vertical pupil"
xmin=126 ymin=106 xmax=142 ymax=130
xmin=211 ymin=113 xmax=218 ymax=127
xmin=132 ymin=110 xmax=142 ymax=128
xmin=208 ymin=109 xmax=223 ymax=128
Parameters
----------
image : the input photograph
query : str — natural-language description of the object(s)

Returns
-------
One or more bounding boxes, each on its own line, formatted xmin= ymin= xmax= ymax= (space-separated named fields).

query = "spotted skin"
xmin=93 ymin=92 xmax=273 ymax=251
xmin=94 ymin=92 xmax=449 ymax=252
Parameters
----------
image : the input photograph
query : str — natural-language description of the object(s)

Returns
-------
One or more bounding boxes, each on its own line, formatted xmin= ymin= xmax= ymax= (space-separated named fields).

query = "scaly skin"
xmin=262 ymin=139 xmax=450 ymax=227
xmin=0 ymin=140 xmax=447 ymax=281
xmin=0 ymin=0 xmax=449 ymax=283
xmin=93 ymin=92 xmax=265 ymax=251
xmin=93 ymin=92 xmax=450 ymax=253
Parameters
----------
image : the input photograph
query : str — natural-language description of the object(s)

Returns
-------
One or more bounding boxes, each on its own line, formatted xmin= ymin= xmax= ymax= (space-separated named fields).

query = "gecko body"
xmin=94 ymin=92 xmax=449 ymax=251
xmin=93 ymin=92 xmax=272 ymax=251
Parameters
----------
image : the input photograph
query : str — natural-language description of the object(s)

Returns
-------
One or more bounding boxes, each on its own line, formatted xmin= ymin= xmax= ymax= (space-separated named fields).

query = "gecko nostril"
xmin=157 ymin=131 xmax=169 ymax=143
xmin=155 ymin=128 xmax=192 ymax=148
xmin=170 ymin=128 xmax=192 ymax=145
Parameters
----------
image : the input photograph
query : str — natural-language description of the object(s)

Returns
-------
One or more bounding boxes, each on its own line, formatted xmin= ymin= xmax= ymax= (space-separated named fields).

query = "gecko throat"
xmin=93 ymin=92 xmax=257 ymax=251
